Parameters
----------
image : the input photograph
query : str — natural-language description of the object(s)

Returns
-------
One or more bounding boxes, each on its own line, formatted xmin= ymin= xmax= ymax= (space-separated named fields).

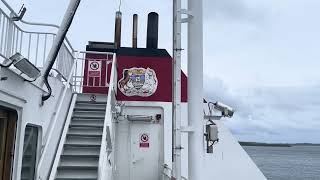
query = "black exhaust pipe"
xmin=114 ymin=11 xmax=122 ymax=48
xmin=133 ymin=14 xmax=138 ymax=48
xmin=146 ymin=12 xmax=159 ymax=49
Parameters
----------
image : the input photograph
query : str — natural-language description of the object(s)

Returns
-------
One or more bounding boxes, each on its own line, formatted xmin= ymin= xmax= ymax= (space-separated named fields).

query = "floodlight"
xmin=10 ymin=53 xmax=41 ymax=81
xmin=214 ymin=102 xmax=235 ymax=118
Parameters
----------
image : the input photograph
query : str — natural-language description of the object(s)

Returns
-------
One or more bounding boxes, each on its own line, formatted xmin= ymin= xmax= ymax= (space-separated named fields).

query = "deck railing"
xmin=1 ymin=2 xmax=118 ymax=180
xmin=72 ymin=51 xmax=114 ymax=93
xmin=0 ymin=0 xmax=75 ymax=80
xmin=98 ymin=54 xmax=117 ymax=180
xmin=163 ymin=167 xmax=188 ymax=180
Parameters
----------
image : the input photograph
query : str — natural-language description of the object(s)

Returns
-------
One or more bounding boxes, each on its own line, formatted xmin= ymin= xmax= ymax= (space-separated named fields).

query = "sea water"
xmin=244 ymin=146 xmax=320 ymax=180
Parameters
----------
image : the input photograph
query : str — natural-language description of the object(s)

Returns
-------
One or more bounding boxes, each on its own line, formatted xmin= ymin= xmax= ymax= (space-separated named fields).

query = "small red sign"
xmin=140 ymin=143 xmax=150 ymax=148
xmin=88 ymin=60 xmax=101 ymax=77
xmin=139 ymin=133 xmax=150 ymax=148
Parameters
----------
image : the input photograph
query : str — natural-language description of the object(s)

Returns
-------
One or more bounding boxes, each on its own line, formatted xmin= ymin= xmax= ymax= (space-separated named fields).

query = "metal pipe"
xmin=114 ymin=11 xmax=122 ymax=48
xmin=188 ymin=0 xmax=204 ymax=179
xmin=40 ymin=0 xmax=81 ymax=101
xmin=146 ymin=12 xmax=159 ymax=49
xmin=132 ymin=14 xmax=138 ymax=48
xmin=172 ymin=0 xmax=182 ymax=179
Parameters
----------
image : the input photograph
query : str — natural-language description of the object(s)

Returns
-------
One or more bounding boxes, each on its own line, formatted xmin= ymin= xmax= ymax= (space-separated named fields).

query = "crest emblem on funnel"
xmin=118 ymin=67 xmax=158 ymax=97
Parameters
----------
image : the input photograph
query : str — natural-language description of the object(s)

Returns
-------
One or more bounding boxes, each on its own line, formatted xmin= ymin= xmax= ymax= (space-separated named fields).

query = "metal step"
xmin=55 ymin=168 xmax=98 ymax=179
xmin=71 ymin=117 xmax=105 ymax=121
xmin=71 ymin=120 xmax=104 ymax=127
xmin=74 ymin=104 xmax=106 ymax=111
xmin=66 ymin=134 xmax=101 ymax=139
xmin=65 ymin=135 xmax=102 ymax=146
xmin=63 ymin=146 xmax=100 ymax=156
xmin=56 ymin=177 xmax=97 ymax=180
xmin=69 ymin=124 xmax=104 ymax=129
xmin=57 ymin=166 xmax=98 ymax=171
xmin=68 ymin=127 xmax=103 ymax=136
xmin=76 ymin=100 xmax=107 ymax=104
xmin=71 ymin=116 xmax=105 ymax=121
xmin=59 ymin=155 xmax=99 ymax=167
xmin=76 ymin=101 xmax=107 ymax=105
xmin=72 ymin=111 xmax=105 ymax=118
xmin=63 ymin=144 xmax=101 ymax=148
xmin=76 ymin=93 xmax=108 ymax=103
xmin=55 ymin=178 xmax=97 ymax=180
xmin=53 ymin=94 xmax=107 ymax=180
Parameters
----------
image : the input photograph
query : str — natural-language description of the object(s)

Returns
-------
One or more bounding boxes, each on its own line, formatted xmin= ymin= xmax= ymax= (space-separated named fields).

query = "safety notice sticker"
xmin=139 ymin=133 xmax=150 ymax=148
xmin=88 ymin=60 xmax=101 ymax=77
xmin=90 ymin=94 xmax=97 ymax=102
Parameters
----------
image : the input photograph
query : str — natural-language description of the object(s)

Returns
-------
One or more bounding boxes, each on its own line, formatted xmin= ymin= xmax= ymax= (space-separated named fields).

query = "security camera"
xmin=214 ymin=102 xmax=235 ymax=118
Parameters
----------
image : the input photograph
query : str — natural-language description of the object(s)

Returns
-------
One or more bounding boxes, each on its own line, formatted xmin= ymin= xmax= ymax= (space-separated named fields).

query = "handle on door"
xmin=132 ymin=157 xmax=144 ymax=164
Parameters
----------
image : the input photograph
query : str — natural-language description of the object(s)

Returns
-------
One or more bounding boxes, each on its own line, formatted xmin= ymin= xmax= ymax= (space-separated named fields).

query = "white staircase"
xmin=53 ymin=94 xmax=107 ymax=180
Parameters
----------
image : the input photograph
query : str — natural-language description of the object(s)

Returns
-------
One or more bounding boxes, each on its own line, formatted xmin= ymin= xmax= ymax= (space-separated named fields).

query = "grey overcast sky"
xmin=6 ymin=0 xmax=320 ymax=143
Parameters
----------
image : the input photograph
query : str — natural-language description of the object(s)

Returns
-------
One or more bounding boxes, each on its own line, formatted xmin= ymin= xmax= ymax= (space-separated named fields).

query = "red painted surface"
xmin=139 ymin=143 xmax=150 ymax=148
xmin=82 ymin=53 xmax=113 ymax=94
xmin=116 ymin=55 xmax=188 ymax=102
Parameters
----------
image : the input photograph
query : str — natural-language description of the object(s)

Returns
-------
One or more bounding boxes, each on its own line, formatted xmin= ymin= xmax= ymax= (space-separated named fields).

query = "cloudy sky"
xmin=5 ymin=0 xmax=320 ymax=143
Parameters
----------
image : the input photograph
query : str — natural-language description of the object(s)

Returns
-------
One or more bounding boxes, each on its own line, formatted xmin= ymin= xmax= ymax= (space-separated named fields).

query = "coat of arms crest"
xmin=118 ymin=67 xmax=158 ymax=97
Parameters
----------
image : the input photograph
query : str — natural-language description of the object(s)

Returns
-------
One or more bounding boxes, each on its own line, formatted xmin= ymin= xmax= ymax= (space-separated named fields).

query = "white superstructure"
xmin=0 ymin=0 xmax=266 ymax=180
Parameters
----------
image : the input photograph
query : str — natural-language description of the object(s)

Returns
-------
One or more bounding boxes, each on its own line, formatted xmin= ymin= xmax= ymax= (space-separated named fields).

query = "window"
xmin=21 ymin=126 xmax=38 ymax=180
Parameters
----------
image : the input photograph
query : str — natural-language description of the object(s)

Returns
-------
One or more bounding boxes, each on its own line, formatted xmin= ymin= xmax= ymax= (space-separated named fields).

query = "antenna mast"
xmin=173 ymin=0 xmax=205 ymax=179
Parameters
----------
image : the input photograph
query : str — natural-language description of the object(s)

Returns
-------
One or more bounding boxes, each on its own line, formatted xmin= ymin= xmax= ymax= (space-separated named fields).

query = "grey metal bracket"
xmin=204 ymin=115 xmax=223 ymax=121
xmin=178 ymin=9 xmax=193 ymax=23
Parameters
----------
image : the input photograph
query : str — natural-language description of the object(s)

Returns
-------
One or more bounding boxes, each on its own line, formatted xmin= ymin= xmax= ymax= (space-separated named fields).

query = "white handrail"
xmin=98 ymin=54 xmax=117 ymax=180
xmin=0 ymin=1 xmax=75 ymax=80
xmin=1 ymin=0 xmax=75 ymax=51
xmin=36 ymin=53 xmax=77 ymax=179
xmin=1 ymin=0 xmax=75 ymax=52
xmin=0 ymin=0 xmax=75 ymax=53
xmin=1 ymin=0 xmax=60 ymax=28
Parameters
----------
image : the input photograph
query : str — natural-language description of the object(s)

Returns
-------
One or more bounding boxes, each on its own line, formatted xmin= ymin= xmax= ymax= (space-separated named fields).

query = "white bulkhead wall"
xmin=111 ymin=100 xmax=266 ymax=180
xmin=113 ymin=101 xmax=189 ymax=180
xmin=202 ymin=103 xmax=267 ymax=180
xmin=0 ymin=67 xmax=73 ymax=180
xmin=203 ymin=121 xmax=267 ymax=180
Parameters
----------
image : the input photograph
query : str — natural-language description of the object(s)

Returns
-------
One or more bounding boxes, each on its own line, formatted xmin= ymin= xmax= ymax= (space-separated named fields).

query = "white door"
xmin=130 ymin=122 xmax=162 ymax=180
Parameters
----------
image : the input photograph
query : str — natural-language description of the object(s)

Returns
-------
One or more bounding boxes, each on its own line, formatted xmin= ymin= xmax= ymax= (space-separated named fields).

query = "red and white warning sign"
xmin=88 ymin=60 xmax=101 ymax=77
xmin=90 ymin=94 xmax=97 ymax=102
xmin=139 ymin=133 xmax=150 ymax=148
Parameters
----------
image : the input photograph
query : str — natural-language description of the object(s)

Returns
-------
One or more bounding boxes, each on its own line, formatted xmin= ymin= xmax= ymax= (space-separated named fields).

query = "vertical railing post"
xmin=73 ymin=51 xmax=79 ymax=92
xmin=5 ymin=12 xmax=14 ymax=57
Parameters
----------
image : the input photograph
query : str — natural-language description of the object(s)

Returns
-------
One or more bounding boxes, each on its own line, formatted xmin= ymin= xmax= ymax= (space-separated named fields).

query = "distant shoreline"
xmin=239 ymin=142 xmax=320 ymax=147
